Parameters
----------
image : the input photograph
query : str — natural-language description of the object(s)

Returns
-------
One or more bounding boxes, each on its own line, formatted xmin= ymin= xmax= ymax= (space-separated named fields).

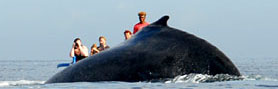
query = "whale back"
xmin=46 ymin=16 xmax=240 ymax=83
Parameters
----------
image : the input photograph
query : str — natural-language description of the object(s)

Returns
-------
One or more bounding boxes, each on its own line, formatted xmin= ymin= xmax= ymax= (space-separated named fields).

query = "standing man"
xmin=133 ymin=11 xmax=150 ymax=34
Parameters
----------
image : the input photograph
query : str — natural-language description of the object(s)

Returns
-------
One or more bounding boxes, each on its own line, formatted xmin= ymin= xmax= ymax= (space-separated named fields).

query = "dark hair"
xmin=124 ymin=30 xmax=132 ymax=34
xmin=74 ymin=38 xmax=81 ymax=43
xmin=99 ymin=36 xmax=106 ymax=41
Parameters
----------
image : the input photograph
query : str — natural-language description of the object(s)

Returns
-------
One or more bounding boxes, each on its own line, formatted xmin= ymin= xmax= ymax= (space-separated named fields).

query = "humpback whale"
xmin=46 ymin=16 xmax=240 ymax=83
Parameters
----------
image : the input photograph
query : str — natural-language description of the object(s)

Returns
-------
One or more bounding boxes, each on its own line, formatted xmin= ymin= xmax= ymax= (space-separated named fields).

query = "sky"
xmin=0 ymin=0 xmax=277 ymax=60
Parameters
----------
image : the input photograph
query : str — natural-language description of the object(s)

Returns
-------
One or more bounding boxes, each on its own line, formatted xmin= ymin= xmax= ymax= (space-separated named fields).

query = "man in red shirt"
xmin=133 ymin=11 xmax=150 ymax=34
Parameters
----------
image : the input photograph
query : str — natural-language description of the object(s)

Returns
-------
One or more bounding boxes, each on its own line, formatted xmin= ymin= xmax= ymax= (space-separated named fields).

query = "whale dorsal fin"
xmin=152 ymin=15 xmax=169 ymax=26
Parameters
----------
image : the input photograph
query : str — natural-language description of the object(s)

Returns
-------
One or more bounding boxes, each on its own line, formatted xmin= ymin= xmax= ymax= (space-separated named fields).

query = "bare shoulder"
xmin=82 ymin=45 xmax=89 ymax=50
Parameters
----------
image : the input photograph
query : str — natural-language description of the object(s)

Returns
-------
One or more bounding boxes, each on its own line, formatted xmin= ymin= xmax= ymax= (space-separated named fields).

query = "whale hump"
xmin=152 ymin=15 xmax=169 ymax=26
xmin=46 ymin=15 xmax=241 ymax=83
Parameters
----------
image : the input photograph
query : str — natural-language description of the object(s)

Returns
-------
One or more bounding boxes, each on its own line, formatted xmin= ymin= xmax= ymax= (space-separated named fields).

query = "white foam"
xmin=242 ymin=75 xmax=278 ymax=81
xmin=0 ymin=80 xmax=45 ymax=87
xmin=166 ymin=74 xmax=278 ymax=84
xmin=165 ymin=74 xmax=212 ymax=83
xmin=165 ymin=74 xmax=246 ymax=83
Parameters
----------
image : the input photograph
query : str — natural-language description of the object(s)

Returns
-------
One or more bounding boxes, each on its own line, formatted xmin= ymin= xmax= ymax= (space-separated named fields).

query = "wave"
xmin=0 ymin=80 xmax=45 ymax=87
xmin=1 ymin=75 xmax=275 ymax=87
xmin=242 ymin=74 xmax=278 ymax=81
xmin=165 ymin=74 xmax=278 ymax=83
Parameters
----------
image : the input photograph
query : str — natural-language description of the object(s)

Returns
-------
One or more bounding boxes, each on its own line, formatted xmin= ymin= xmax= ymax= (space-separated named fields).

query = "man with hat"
xmin=133 ymin=11 xmax=150 ymax=34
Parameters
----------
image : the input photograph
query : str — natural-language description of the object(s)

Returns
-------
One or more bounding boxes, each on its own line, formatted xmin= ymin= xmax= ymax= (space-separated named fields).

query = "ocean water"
xmin=0 ymin=57 xmax=277 ymax=89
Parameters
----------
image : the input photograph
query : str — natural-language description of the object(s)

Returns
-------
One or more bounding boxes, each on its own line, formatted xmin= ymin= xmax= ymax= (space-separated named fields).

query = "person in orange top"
xmin=90 ymin=44 xmax=99 ymax=56
xmin=133 ymin=11 xmax=150 ymax=34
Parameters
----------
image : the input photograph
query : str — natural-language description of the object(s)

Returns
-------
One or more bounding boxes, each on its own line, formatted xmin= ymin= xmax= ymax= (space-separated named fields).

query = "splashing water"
xmin=0 ymin=80 xmax=45 ymax=87
xmin=165 ymin=73 xmax=278 ymax=83
xmin=242 ymin=74 xmax=278 ymax=81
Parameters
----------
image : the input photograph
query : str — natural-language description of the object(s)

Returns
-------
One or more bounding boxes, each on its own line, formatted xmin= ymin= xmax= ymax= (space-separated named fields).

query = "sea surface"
xmin=0 ymin=57 xmax=277 ymax=89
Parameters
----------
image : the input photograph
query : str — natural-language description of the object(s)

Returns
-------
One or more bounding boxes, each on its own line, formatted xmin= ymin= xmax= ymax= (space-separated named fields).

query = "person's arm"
xmin=133 ymin=25 xmax=137 ymax=34
xmin=80 ymin=46 xmax=89 ymax=57
xmin=93 ymin=48 xmax=100 ymax=53
xmin=70 ymin=43 xmax=75 ymax=58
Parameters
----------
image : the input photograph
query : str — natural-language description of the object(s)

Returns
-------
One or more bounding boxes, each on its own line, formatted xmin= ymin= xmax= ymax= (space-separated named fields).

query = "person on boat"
xmin=90 ymin=44 xmax=99 ymax=56
xmin=133 ymin=11 xmax=150 ymax=34
xmin=70 ymin=38 xmax=89 ymax=62
xmin=97 ymin=36 xmax=110 ymax=51
xmin=124 ymin=30 xmax=132 ymax=40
